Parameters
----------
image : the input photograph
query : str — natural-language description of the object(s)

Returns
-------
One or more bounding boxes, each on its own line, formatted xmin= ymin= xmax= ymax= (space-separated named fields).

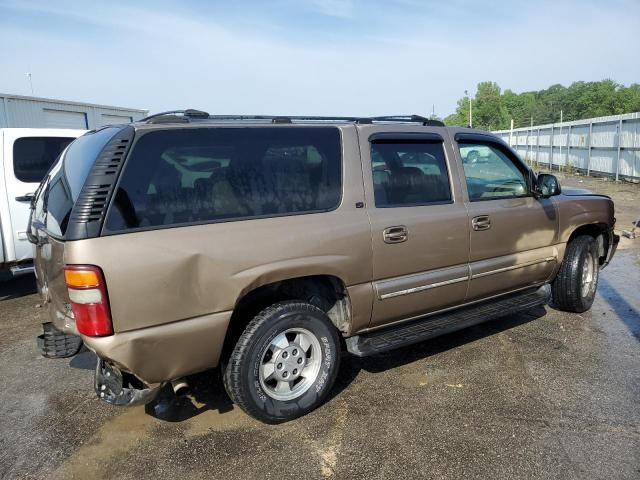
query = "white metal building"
xmin=0 ymin=93 xmax=148 ymax=129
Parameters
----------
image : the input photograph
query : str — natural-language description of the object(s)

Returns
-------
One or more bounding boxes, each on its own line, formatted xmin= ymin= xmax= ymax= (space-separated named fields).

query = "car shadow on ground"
xmin=143 ymin=305 xmax=547 ymax=423
xmin=598 ymin=276 xmax=640 ymax=340
xmin=0 ymin=273 xmax=37 ymax=301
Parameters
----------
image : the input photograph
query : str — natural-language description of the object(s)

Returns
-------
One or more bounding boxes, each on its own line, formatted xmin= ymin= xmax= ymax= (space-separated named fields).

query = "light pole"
xmin=465 ymin=90 xmax=472 ymax=128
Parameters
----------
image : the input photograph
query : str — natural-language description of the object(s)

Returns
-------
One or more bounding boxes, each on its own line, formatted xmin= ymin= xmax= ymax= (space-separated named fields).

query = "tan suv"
xmin=30 ymin=111 xmax=618 ymax=422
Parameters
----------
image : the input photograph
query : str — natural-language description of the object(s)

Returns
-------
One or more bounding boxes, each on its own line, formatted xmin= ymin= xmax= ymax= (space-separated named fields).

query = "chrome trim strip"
xmin=379 ymin=276 xmax=469 ymax=300
xmin=471 ymin=256 xmax=556 ymax=280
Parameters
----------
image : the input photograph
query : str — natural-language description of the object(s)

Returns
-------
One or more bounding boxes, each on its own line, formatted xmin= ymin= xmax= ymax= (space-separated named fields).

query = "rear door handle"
xmin=471 ymin=215 xmax=491 ymax=231
xmin=383 ymin=226 xmax=408 ymax=244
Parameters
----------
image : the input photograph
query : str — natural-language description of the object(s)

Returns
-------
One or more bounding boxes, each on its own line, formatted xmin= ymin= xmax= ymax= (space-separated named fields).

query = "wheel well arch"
xmin=566 ymin=222 xmax=610 ymax=263
xmin=221 ymin=275 xmax=351 ymax=360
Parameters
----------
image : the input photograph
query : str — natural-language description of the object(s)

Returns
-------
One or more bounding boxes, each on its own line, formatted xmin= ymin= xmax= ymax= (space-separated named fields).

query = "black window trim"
xmin=455 ymin=132 xmax=535 ymax=203
xmin=101 ymin=125 xmax=345 ymax=236
xmin=368 ymin=133 xmax=454 ymax=209
xmin=369 ymin=132 xmax=444 ymax=143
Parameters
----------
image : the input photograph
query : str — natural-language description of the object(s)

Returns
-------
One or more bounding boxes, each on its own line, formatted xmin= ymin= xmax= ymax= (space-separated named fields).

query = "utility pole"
xmin=465 ymin=90 xmax=472 ymax=128
xmin=509 ymin=118 xmax=514 ymax=147
xmin=530 ymin=116 xmax=534 ymax=164
xmin=559 ymin=109 xmax=563 ymax=168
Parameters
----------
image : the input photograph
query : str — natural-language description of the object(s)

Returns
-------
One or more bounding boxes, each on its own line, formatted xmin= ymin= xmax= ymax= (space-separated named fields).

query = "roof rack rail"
xmin=138 ymin=111 xmax=445 ymax=126
xmin=370 ymin=115 xmax=445 ymax=126
xmin=140 ymin=109 xmax=210 ymax=123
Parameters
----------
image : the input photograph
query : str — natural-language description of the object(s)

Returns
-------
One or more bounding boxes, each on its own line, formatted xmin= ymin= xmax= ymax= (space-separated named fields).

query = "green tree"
xmin=445 ymin=79 xmax=640 ymax=131
xmin=473 ymin=82 xmax=510 ymax=130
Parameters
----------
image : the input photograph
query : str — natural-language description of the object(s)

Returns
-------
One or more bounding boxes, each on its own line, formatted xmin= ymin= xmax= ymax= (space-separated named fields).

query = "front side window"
xmin=105 ymin=127 xmax=342 ymax=231
xmin=459 ymin=142 xmax=529 ymax=201
xmin=13 ymin=137 xmax=75 ymax=183
xmin=370 ymin=141 xmax=451 ymax=207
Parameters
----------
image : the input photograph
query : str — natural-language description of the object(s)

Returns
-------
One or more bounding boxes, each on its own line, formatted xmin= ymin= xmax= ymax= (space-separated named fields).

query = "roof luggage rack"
xmin=140 ymin=110 xmax=445 ymax=127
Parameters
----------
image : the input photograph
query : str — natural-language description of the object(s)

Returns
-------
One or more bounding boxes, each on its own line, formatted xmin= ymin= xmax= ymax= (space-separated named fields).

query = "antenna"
xmin=26 ymin=72 xmax=34 ymax=95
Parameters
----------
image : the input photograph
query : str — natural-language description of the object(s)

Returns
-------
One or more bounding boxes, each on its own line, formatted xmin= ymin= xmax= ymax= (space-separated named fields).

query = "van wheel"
xmin=222 ymin=301 xmax=341 ymax=423
xmin=551 ymin=235 xmax=599 ymax=313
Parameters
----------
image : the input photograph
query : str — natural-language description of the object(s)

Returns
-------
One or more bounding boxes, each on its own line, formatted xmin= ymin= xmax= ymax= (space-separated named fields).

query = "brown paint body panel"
xmin=83 ymin=310 xmax=231 ymax=384
xmin=32 ymin=123 xmax=617 ymax=385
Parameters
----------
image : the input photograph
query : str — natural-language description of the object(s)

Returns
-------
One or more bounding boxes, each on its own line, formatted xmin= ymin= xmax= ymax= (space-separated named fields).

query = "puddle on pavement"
xmin=55 ymin=397 xmax=257 ymax=478
xmin=55 ymin=406 xmax=154 ymax=479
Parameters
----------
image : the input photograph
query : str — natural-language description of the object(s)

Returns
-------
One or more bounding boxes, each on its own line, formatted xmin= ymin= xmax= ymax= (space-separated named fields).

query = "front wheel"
xmin=551 ymin=235 xmax=599 ymax=313
xmin=222 ymin=301 xmax=341 ymax=423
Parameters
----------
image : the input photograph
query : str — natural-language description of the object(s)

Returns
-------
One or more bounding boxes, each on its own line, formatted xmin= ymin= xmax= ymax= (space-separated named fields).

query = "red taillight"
xmin=64 ymin=265 xmax=113 ymax=337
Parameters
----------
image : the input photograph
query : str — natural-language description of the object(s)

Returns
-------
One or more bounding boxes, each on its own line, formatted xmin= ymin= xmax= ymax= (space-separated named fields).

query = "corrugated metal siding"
xmin=0 ymin=93 xmax=147 ymax=129
xmin=43 ymin=109 xmax=88 ymax=129
xmin=495 ymin=112 xmax=640 ymax=180
xmin=99 ymin=114 xmax=134 ymax=126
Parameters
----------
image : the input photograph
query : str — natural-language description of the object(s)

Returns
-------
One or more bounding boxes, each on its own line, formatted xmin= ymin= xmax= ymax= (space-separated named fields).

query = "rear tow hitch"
xmin=95 ymin=359 xmax=162 ymax=406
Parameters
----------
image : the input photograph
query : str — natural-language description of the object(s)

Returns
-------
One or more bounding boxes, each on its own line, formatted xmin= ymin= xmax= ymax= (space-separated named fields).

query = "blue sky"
xmin=0 ymin=0 xmax=638 ymax=117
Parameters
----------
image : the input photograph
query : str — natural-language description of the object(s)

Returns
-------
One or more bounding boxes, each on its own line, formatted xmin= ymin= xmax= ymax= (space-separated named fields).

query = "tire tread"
xmin=551 ymin=235 xmax=597 ymax=313
xmin=222 ymin=301 xmax=336 ymax=423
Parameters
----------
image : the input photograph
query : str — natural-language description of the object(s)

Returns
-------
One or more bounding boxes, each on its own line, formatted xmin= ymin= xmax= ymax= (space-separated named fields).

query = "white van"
xmin=1 ymin=128 xmax=85 ymax=275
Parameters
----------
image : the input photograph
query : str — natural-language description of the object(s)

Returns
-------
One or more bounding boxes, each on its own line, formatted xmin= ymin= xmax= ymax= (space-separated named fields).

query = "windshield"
xmin=34 ymin=127 xmax=122 ymax=238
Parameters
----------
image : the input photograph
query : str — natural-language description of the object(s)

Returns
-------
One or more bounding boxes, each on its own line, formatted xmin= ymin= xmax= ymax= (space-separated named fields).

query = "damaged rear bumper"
xmin=95 ymin=359 xmax=162 ymax=406
xmin=83 ymin=310 xmax=231 ymax=385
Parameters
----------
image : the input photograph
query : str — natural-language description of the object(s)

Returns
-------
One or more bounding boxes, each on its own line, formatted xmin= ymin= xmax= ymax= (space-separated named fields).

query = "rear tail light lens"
xmin=64 ymin=265 xmax=113 ymax=337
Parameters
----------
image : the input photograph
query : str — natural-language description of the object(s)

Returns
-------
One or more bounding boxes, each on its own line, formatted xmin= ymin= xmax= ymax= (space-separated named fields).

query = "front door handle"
xmin=471 ymin=215 xmax=491 ymax=231
xmin=383 ymin=226 xmax=408 ymax=244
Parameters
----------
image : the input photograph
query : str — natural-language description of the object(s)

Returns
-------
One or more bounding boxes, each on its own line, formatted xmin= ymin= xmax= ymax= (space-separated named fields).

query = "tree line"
xmin=444 ymin=80 xmax=640 ymax=131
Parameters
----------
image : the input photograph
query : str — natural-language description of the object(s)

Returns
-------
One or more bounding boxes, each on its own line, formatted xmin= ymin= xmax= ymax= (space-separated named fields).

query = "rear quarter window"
xmin=105 ymin=127 xmax=342 ymax=231
xmin=40 ymin=127 xmax=122 ymax=237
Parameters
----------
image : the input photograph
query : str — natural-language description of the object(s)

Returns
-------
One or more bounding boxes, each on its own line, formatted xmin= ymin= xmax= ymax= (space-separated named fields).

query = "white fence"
xmin=494 ymin=112 xmax=640 ymax=181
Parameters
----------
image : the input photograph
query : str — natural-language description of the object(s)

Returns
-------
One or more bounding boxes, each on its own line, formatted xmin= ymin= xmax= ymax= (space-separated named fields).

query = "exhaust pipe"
xmin=170 ymin=378 xmax=189 ymax=396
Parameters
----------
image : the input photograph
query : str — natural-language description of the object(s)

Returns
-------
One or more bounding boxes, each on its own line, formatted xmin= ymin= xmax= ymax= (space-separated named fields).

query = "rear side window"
xmin=105 ymin=127 xmax=342 ymax=231
xmin=13 ymin=137 xmax=74 ymax=183
xmin=41 ymin=127 xmax=122 ymax=237
xmin=370 ymin=141 xmax=451 ymax=207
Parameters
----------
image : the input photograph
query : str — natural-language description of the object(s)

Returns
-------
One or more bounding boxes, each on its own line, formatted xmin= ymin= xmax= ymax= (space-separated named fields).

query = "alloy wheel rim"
xmin=581 ymin=251 xmax=597 ymax=298
xmin=258 ymin=327 xmax=322 ymax=401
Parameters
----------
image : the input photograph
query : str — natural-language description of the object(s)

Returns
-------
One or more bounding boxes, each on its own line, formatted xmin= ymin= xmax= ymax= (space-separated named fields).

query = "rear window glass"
xmin=13 ymin=137 xmax=75 ymax=183
xmin=371 ymin=141 xmax=451 ymax=207
xmin=105 ymin=127 xmax=342 ymax=231
xmin=40 ymin=127 xmax=121 ymax=237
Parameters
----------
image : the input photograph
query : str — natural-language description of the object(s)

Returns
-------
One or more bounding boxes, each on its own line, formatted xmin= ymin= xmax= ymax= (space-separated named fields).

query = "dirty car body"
xmin=31 ymin=112 xmax=619 ymax=422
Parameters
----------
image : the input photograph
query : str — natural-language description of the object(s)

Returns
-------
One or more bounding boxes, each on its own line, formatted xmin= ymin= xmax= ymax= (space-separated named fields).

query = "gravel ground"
xmin=0 ymin=179 xmax=638 ymax=480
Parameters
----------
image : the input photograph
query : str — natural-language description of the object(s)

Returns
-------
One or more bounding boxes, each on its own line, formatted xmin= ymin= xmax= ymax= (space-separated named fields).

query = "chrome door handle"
xmin=383 ymin=226 xmax=408 ymax=244
xmin=471 ymin=215 xmax=491 ymax=231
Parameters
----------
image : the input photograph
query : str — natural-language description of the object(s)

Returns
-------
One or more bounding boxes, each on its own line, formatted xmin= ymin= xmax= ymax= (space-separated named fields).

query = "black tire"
xmin=551 ymin=235 xmax=599 ymax=313
xmin=37 ymin=322 xmax=83 ymax=358
xmin=222 ymin=301 xmax=341 ymax=423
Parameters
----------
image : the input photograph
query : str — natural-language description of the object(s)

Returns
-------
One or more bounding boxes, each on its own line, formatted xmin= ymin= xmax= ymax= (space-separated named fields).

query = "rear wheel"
xmin=551 ymin=235 xmax=599 ymax=313
xmin=37 ymin=322 xmax=83 ymax=358
xmin=222 ymin=301 xmax=341 ymax=423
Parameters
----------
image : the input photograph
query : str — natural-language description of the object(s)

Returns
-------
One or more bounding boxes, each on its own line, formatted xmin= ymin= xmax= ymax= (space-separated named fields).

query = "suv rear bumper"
xmin=83 ymin=310 xmax=231 ymax=385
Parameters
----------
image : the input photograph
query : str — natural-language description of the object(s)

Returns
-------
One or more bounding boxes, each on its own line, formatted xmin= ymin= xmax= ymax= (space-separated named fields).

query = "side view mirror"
xmin=535 ymin=173 xmax=561 ymax=198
